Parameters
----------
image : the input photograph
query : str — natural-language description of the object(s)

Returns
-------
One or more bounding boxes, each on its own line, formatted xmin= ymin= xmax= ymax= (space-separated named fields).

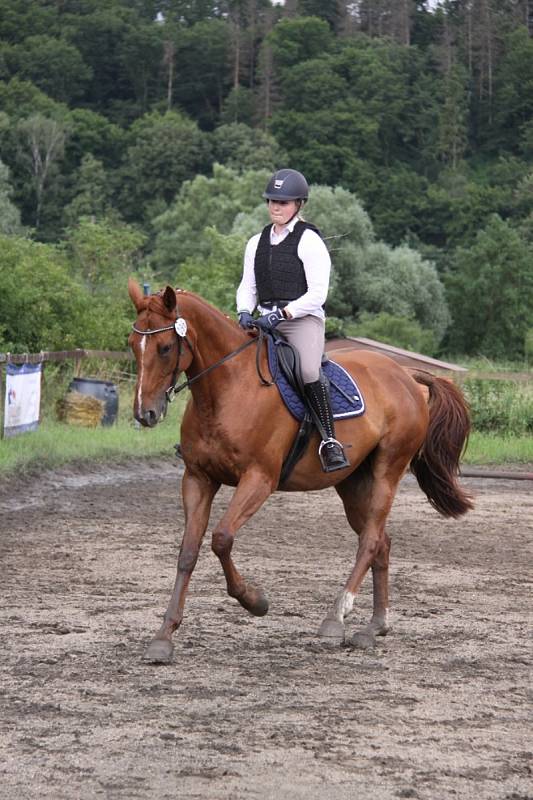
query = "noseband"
xmin=131 ymin=316 xmax=272 ymax=402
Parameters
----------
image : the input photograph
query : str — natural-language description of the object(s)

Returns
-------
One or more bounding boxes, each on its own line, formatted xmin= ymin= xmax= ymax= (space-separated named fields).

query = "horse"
xmin=128 ymin=279 xmax=473 ymax=663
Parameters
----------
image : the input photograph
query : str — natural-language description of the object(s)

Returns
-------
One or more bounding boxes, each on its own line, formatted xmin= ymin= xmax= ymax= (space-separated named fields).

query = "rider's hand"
xmin=254 ymin=308 xmax=285 ymax=331
xmin=238 ymin=311 xmax=255 ymax=329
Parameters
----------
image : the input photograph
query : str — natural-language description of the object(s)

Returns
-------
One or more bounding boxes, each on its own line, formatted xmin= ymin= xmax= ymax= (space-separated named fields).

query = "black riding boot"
xmin=304 ymin=378 xmax=350 ymax=473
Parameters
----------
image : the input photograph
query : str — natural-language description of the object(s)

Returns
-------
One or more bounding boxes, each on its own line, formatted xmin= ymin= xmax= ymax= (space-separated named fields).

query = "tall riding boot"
xmin=304 ymin=378 xmax=350 ymax=473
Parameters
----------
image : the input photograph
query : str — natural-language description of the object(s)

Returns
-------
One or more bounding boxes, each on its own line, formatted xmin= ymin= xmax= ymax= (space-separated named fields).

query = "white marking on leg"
xmin=137 ymin=336 xmax=146 ymax=412
xmin=333 ymin=590 xmax=355 ymax=623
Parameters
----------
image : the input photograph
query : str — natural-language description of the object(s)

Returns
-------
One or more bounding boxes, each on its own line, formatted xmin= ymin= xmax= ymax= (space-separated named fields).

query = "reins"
xmin=131 ymin=321 xmax=273 ymax=402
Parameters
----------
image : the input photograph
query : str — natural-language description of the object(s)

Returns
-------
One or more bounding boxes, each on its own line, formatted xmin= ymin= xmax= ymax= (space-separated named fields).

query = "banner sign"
xmin=3 ymin=362 xmax=42 ymax=438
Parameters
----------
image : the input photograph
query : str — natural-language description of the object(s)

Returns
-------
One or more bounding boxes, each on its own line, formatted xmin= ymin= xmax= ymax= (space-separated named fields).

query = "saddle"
xmin=267 ymin=333 xmax=365 ymax=485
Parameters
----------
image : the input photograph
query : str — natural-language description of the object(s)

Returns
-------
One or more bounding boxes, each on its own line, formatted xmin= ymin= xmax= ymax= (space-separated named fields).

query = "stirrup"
xmin=318 ymin=438 xmax=350 ymax=473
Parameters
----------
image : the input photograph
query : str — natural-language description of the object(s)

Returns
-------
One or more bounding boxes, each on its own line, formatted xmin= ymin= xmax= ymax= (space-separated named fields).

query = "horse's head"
xmin=128 ymin=279 xmax=193 ymax=427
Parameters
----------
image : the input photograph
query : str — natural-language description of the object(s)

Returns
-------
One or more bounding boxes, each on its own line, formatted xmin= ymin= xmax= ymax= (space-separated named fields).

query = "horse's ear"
xmin=162 ymin=285 xmax=177 ymax=313
xmin=128 ymin=278 xmax=145 ymax=312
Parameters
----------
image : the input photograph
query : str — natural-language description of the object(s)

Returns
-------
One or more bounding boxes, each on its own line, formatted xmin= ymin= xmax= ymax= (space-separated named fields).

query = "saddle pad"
xmin=267 ymin=337 xmax=365 ymax=422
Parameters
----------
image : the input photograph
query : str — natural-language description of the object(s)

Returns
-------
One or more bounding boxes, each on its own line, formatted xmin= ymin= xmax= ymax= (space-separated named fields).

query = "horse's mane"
xmin=146 ymin=288 xmax=241 ymax=332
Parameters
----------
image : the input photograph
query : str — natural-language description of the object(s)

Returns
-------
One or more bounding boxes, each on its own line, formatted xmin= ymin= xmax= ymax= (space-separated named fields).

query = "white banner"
xmin=3 ymin=363 xmax=42 ymax=438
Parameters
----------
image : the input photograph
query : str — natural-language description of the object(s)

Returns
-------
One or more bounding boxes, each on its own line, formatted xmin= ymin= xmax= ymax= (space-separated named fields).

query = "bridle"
xmin=131 ymin=315 xmax=272 ymax=403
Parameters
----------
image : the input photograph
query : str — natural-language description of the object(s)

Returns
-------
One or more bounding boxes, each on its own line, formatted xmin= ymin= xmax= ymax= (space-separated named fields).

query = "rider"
xmin=236 ymin=168 xmax=350 ymax=473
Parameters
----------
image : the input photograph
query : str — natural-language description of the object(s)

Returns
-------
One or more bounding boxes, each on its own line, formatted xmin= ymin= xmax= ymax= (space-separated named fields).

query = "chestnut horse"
xmin=128 ymin=280 xmax=473 ymax=663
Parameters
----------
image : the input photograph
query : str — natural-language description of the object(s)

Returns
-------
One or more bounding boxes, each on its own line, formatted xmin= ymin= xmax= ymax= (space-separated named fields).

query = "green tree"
xmin=211 ymin=123 xmax=287 ymax=171
xmin=492 ymin=27 xmax=533 ymax=153
xmin=0 ymin=235 xmax=89 ymax=352
xmin=158 ymin=0 xmax=221 ymax=26
xmin=0 ymin=159 xmax=23 ymax=235
xmin=63 ymin=154 xmax=113 ymax=227
xmin=118 ymin=110 xmax=212 ymax=223
xmin=354 ymin=242 xmax=450 ymax=342
xmin=17 ymin=114 xmax=69 ymax=229
xmin=9 ymin=35 xmax=92 ymax=104
xmin=177 ymin=227 xmax=245 ymax=313
xmin=267 ymin=17 xmax=333 ymax=71
xmin=0 ymin=0 xmax=60 ymax=44
xmin=65 ymin=108 xmax=125 ymax=171
xmin=445 ymin=214 xmax=533 ymax=358
xmin=63 ymin=217 xmax=149 ymax=349
xmin=118 ymin=23 xmax=165 ymax=111
xmin=171 ymin=19 xmax=233 ymax=126
xmin=0 ymin=77 xmax=66 ymax=119
xmin=291 ymin=0 xmax=343 ymax=31
xmin=66 ymin=216 xmax=146 ymax=295
xmin=219 ymin=86 xmax=256 ymax=126
xmin=63 ymin=5 xmax=138 ymax=117
xmin=437 ymin=63 xmax=469 ymax=168
xmin=151 ymin=164 xmax=270 ymax=278
xmin=348 ymin=312 xmax=438 ymax=355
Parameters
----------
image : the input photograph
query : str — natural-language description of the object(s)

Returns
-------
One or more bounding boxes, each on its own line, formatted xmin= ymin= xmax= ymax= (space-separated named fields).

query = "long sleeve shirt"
xmin=236 ymin=216 xmax=331 ymax=320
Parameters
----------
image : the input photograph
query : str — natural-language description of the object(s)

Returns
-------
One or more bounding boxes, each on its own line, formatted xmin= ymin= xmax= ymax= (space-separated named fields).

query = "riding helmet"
xmin=263 ymin=169 xmax=309 ymax=202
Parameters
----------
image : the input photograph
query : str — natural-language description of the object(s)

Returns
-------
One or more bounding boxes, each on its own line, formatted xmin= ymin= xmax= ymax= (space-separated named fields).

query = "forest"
xmin=0 ymin=0 xmax=532 ymax=361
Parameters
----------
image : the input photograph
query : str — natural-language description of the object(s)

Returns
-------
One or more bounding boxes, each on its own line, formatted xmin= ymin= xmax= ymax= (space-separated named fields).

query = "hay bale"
xmin=57 ymin=391 xmax=104 ymax=428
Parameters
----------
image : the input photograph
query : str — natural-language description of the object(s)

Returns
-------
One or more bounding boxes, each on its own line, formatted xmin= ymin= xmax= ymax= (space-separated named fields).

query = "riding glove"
xmin=238 ymin=311 xmax=255 ymax=329
xmin=254 ymin=308 xmax=285 ymax=331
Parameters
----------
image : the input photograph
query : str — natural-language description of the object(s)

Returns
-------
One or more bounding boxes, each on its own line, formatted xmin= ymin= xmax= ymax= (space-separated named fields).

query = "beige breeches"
xmin=276 ymin=314 xmax=325 ymax=384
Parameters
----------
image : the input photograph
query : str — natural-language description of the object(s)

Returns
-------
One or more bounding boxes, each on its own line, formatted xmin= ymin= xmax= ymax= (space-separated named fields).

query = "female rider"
xmin=236 ymin=168 xmax=349 ymax=473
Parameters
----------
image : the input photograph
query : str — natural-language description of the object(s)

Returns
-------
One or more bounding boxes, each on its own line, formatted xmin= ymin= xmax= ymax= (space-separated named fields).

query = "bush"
xmin=347 ymin=312 xmax=437 ymax=355
xmin=462 ymin=378 xmax=533 ymax=435
xmin=0 ymin=235 xmax=89 ymax=352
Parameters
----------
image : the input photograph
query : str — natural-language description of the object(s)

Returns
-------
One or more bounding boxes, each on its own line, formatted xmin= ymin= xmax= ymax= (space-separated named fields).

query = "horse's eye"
xmin=159 ymin=343 xmax=173 ymax=356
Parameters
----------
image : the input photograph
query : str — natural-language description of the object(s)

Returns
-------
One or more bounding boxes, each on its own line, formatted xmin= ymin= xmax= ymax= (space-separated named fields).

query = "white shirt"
xmin=236 ymin=216 xmax=331 ymax=320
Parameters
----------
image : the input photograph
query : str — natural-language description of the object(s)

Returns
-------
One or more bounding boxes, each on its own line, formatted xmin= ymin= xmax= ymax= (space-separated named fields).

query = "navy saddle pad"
xmin=267 ymin=337 xmax=365 ymax=422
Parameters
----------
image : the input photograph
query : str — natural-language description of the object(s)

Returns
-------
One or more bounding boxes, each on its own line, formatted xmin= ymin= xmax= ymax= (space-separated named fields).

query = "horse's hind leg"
xmin=318 ymin=457 xmax=401 ymax=646
xmin=144 ymin=469 xmax=219 ymax=663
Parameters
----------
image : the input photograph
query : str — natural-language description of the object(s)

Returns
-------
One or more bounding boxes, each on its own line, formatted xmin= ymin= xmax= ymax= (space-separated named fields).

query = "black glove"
xmin=238 ymin=311 xmax=255 ymax=329
xmin=254 ymin=308 xmax=285 ymax=331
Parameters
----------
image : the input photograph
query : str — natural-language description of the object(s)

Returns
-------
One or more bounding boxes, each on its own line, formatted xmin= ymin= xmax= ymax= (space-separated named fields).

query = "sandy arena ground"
xmin=0 ymin=459 xmax=531 ymax=800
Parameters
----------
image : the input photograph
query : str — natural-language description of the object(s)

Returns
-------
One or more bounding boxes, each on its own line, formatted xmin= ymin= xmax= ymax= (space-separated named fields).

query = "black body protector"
xmin=254 ymin=220 xmax=316 ymax=305
xmin=254 ymin=221 xmax=349 ymax=473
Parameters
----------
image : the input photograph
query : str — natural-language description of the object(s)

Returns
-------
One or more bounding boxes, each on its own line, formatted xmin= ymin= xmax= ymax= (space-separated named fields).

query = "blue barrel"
xmin=68 ymin=378 xmax=119 ymax=426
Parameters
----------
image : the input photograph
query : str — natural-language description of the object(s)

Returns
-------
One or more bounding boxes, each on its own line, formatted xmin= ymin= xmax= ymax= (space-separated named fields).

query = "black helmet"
xmin=263 ymin=168 xmax=309 ymax=202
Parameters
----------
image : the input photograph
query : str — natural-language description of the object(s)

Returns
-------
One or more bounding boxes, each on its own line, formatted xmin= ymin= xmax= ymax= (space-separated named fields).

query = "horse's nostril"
xmin=143 ymin=409 xmax=158 ymax=427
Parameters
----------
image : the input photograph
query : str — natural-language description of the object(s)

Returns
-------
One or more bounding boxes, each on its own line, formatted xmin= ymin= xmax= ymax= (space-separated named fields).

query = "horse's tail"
xmin=410 ymin=372 xmax=474 ymax=518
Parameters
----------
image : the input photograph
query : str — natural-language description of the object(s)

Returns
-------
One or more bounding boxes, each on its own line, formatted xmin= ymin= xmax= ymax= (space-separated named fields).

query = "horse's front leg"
xmin=211 ymin=468 xmax=275 ymax=617
xmin=144 ymin=469 xmax=219 ymax=663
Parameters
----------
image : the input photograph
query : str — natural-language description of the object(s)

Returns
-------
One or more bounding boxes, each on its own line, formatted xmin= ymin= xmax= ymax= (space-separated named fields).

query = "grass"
xmin=463 ymin=432 xmax=533 ymax=467
xmin=0 ymin=394 xmax=187 ymax=477
xmin=1 ymin=360 xmax=531 ymax=477
xmin=1 ymin=413 xmax=531 ymax=478
xmin=0 ymin=420 xmax=178 ymax=476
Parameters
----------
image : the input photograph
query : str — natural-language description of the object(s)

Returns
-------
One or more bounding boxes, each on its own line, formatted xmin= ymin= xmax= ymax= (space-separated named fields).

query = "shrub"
xmin=462 ymin=378 xmax=533 ymax=435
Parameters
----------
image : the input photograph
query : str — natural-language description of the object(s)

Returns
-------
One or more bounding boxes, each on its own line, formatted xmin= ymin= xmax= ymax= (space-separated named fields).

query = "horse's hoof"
xmin=143 ymin=638 xmax=174 ymax=664
xmin=318 ymin=618 xmax=345 ymax=644
xmin=237 ymin=585 xmax=269 ymax=617
xmin=348 ymin=631 xmax=377 ymax=650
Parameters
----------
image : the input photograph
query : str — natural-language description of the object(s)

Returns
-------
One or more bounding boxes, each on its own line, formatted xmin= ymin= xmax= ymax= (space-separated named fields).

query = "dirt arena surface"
xmin=0 ymin=458 xmax=531 ymax=800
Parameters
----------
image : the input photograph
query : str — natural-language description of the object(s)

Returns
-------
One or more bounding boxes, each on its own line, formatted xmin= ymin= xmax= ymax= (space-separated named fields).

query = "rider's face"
xmin=268 ymin=199 xmax=300 ymax=228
